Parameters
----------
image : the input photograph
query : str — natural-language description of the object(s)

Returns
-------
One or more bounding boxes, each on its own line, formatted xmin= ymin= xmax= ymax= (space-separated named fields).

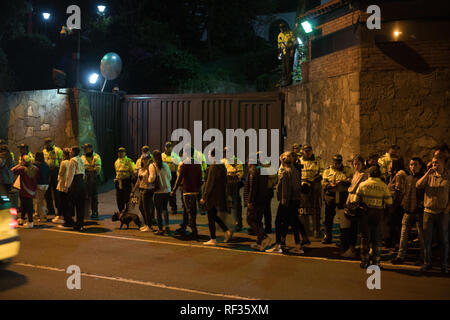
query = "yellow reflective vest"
xmin=114 ymin=156 xmax=135 ymax=180
xmin=81 ymin=152 xmax=102 ymax=175
xmin=378 ymin=152 xmax=393 ymax=178
xmin=221 ymin=156 xmax=244 ymax=180
xmin=278 ymin=31 xmax=294 ymax=55
xmin=43 ymin=146 xmax=63 ymax=168
xmin=322 ymin=165 xmax=353 ymax=187
xmin=300 ymin=156 xmax=324 ymax=181
xmin=356 ymin=177 xmax=393 ymax=209
xmin=162 ymin=151 xmax=181 ymax=173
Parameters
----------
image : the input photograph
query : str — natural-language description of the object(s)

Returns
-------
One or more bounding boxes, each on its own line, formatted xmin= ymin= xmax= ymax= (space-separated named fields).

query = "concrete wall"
xmin=0 ymin=89 xmax=79 ymax=158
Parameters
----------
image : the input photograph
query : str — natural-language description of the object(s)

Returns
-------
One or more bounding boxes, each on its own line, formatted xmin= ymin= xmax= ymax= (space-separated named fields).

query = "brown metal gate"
xmin=120 ymin=92 xmax=284 ymax=161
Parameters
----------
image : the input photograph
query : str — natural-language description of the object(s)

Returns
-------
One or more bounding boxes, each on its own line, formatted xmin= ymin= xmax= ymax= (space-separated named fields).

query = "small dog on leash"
xmin=112 ymin=209 xmax=142 ymax=230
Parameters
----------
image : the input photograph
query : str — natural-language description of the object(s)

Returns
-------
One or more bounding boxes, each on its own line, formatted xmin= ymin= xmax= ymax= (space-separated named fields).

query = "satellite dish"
xmin=100 ymin=52 xmax=122 ymax=91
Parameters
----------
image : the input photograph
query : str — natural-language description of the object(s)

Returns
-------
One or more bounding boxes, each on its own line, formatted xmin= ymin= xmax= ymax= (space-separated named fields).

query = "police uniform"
xmin=162 ymin=149 xmax=181 ymax=213
xmin=81 ymin=146 xmax=102 ymax=219
xmin=356 ymin=174 xmax=393 ymax=267
xmin=262 ymin=162 xmax=278 ymax=233
xmin=299 ymin=146 xmax=324 ymax=237
xmin=278 ymin=26 xmax=295 ymax=86
xmin=321 ymin=155 xmax=352 ymax=244
xmin=222 ymin=156 xmax=244 ymax=230
xmin=114 ymin=148 xmax=135 ymax=212
xmin=43 ymin=143 xmax=63 ymax=216
xmin=378 ymin=152 xmax=392 ymax=180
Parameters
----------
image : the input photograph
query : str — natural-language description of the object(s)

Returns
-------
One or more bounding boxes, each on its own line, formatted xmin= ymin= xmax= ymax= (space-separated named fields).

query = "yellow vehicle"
xmin=0 ymin=185 xmax=20 ymax=267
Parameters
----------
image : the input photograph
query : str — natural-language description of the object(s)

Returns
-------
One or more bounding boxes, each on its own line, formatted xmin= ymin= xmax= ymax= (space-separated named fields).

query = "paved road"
xmin=1 ymin=189 xmax=449 ymax=300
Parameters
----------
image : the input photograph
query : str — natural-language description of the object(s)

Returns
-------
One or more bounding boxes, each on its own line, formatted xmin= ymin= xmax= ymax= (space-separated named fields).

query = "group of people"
xmin=0 ymin=138 xmax=102 ymax=231
xmin=1 ymin=137 xmax=448 ymax=273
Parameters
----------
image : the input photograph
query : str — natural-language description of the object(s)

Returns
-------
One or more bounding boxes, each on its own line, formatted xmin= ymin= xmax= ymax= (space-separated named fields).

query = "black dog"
xmin=112 ymin=210 xmax=142 ymax=230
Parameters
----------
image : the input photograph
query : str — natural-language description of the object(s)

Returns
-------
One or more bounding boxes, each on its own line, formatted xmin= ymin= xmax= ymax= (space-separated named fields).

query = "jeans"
xmin=324 ymin=202 xmax=336 ymax=238
xmin=181 ymin=193 xmax=199 ymax=237
xmin=227 ymin=182 xmax=242 ymax=227
xmin=275 ymin=201 xmax=301 ymax=245
xmin=85 ymin=171 xmax=98 ymax=216
xmin=20 ymin=197 xmax=34 ymax=222
xmin=168 ymin=174 xmax=177 ymax=212
xmin=359 ymin=208 xmax=383 ymax=264
xmin=139 ymin=189 xmax=154 ymax=227
xmin=397 ymin=211 xmax=424 ymax=260
xmin=207 ymin=206 xmax=229 ymax=239
xmin=423 ymin=212 xmax=449 ymax=267
xmin=247 ymin=205 xmax=266 ymax=244
xmin=45 ymin=166 xmax=60 ymax=215
xmin=35 ymin=185 xmax=48 ymax=219
xmin=66 ymin=175 xmax=86 ymax=229
xmin=154 ymin=193 xmax=170 ymax=230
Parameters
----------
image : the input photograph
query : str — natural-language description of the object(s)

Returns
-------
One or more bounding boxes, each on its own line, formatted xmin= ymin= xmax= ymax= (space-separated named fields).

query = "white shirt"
xmin=149 ymin=162 xmax=172 ymax=193
xmin=65 ymin=156 xmax=85 ymax=189
xmin=57 ymin=160 xmax=70 ymax=192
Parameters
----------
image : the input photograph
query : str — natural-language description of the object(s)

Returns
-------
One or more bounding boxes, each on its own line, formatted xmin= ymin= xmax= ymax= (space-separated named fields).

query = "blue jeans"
xmin=423 ymin=212 xmax=449 ymax=267
xmin=397 ymin=211 xmax=424 ymax=260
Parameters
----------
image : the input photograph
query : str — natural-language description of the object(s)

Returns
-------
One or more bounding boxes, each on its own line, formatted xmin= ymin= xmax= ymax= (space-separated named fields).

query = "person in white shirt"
xmin=59 ymin=146 xmax=86 ymax=231
xmin=150 ymin=150 xmax=172 ymax=235
xmin=53 ymin=149 xmax=71 ymax=224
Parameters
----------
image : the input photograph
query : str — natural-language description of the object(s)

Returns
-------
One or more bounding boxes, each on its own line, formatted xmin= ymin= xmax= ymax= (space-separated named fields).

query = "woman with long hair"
xmin=55 ymin=148 xmax=71 ymax=225
xmin=150 ymin=150 xmax=172 ymax=235
xmin=131 ymin=154 xmax=154 ymax=232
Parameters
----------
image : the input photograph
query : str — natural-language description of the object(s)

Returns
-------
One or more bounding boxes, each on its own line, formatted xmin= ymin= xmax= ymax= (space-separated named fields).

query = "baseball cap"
xmin=44 ymin=137 xmax=53 ymax=143
xmin=165 ymin=141 xmax=173 ymax=147
xmin=302 ymin=144 xmax=312 ymax=151
xmin=83 ymin=143 xmax=92 ymax=149
xmin=142 ymin=145 xmax=150 ymax=152
xmin=332 ymin=154 xmax=343 ymax=162
xmin=118 ymin=147 xmax=126 ymax=152
xmin=18 ymin=143 xmax=28 ymax=149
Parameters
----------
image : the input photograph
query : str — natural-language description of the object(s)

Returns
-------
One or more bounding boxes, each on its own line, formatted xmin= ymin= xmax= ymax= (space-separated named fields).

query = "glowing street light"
xmin=42 ymin=12 xmax=51 ymax=20
xmin=301 ymin=21 xmax=313 ymax=33
xmin=97 ymin=5 xmax=106 ymax=15
xmin=89 ymin=73 xmax=99 ymax=84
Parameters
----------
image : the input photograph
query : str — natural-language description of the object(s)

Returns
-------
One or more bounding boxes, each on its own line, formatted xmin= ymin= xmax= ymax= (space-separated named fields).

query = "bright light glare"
xmin=297 ymin=37 xmax=303 ymax=45
xmin=89 ymin=73 xmax=99 ymax=84
xmin=42 ymin=12 xmax=51 ymax=20
xmin=393 ymin=30 xmax=402 ymax=37
xmin=97 ymin=5 xmax=106 ymax=13
xmin=301 ymin=21 xmax=313 ymax=33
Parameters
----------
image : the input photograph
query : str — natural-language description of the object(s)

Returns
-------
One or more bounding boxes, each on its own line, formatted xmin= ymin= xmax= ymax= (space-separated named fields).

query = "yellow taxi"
xmin=0 ymin=185 xmax=20 ymax=267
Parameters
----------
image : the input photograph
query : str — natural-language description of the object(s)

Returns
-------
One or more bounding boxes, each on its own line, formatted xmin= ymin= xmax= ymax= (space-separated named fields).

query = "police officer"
xmin=322 ymin=154 xmax=352 ymax=245
xmin=114 ymin=147 xmax=135 ymax=213
xmin=378 ymin=144 xmax=401 ymax=181
xmin=43 ymin=138 xmax=63 ymax=219
xmin=299 ymin=145 xmax=324 ymax=238
xmin=292 ymin=143 xmax=302 ymax=159
xmin=222 ymin=147 xmax=244 ymax=231
xmin=356 ymin=166 xmax=393 ymax=268
xmin=18 ymin=143 xmax=34 ymax=163
xmin=0 ymin=139 xmax=14 ymax=163
xmin=277 ymin=23 xmax=295 ymax=86
xmin=81 ymin=143 xmax=102 ymax=220
xmin=162 ymin=142 xmax=181 ymax=214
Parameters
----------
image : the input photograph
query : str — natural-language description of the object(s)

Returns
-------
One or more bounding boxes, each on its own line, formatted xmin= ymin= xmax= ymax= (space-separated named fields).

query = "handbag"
xmin=13 ymin=176 xmax=20 ymax=190
xmin=148 ymin=163 xmax=162 ymax=192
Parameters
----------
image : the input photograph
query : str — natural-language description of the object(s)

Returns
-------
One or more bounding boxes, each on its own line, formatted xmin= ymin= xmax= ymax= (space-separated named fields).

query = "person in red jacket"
xmin=12 ymin=155 xmax=40 ymax=228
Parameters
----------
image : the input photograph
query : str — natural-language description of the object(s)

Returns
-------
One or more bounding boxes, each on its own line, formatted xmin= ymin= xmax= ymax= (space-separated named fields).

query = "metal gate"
xmin=120 ymin=92 xmax=284 ymax=161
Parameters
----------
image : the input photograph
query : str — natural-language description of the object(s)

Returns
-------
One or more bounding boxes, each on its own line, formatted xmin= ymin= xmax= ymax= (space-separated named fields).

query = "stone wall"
xmin=360 ymin=69 xmax=450 ymax=163
xmin=283 ymin=72 xmax=361 ymax=167
xmin=0 ymin=89 xmax=79 ymax=157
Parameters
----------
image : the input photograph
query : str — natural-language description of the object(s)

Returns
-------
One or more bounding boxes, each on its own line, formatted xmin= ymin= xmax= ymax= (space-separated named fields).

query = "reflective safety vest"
xmin=81 ymin=152 xmax=102 ymax=175
xmin=278 ymin=31 xmax=294 ymax=55
xmin=356 ymin=177 xmax=393 ymax=209
xmin=378 ymin=152 xmax=392 ymax=178
xmin=221 ymin=157 xmax=244 ymax=180
xmin=43 ymin=146 xmax=63 ymax=168
xmin=300 ymin=155 xmax=324 ymax=181
xmin=114 ymin=156 xmax=135 ymax=180
xmin=20 ymin=152 xmax=35 ymax=164
xmin=322 ymin=165 xmax=353 ymax=187
xmin=162 ymin=151 xmax=181 ymax=173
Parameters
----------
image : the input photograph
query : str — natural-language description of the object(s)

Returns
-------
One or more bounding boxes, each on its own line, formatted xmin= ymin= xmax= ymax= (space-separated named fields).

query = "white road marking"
xmin=37 ymin=228 xmax=420 ymax=270
xmin=13 ymin=262 xmax=260 ymax=300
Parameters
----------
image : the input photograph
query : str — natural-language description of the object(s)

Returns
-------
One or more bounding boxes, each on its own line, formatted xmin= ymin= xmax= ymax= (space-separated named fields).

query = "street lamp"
xmin=89 ymin=73 xmax=100 ymax=85
xmin=42 ymin=12 xmax=51 ymax=20
xmin=301 ymin=21 xmax=313 ymax=33
xmin=97 ymin=5 xmax=106 ymax=15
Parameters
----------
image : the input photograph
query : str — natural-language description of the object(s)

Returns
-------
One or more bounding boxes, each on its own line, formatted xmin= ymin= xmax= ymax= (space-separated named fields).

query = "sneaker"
xmin=341 ymin=248 xmax=354 ymax=258
xmin=17 ymin=218 xmax=24 ymax=226
xmin=58 ymin=225 xmax=73 ymax=230
xmin=291 ymin=245 xmax=304 ymax=254
xmin=204 ymin=239 xmax=217 ymax=246
xmin=52 ymin=216 xmax=64 ymax=224
xmin=266 ymin=244 xmax=283 ymax=253
xmin=23 ymin=222 xmax=34 ymax=229
xmin=139 ymin=225 xmax=150 ymax=232
xmin=261 ymin=236 xmax=272 ymax=251
xmin=224 ymin=230 xmax=233 ymax=243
